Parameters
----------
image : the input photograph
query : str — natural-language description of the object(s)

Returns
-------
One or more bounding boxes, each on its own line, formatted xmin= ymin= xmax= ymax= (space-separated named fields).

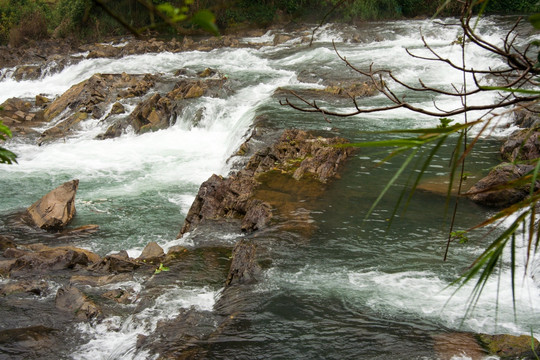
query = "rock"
xmin=138 ymin=241 xmax=165 ymax=264
xmin=0 ymin=259 xmax=16 ymax=276
xmin=0 ymin=235 xmax=16 ymax=251
xmin=0 ymin=280 xmax=49 ymax=297
xmin=433 ymin=333 xmax=487 ymax=360
xmin=0 ymin=97 xmax=45 ymax=137
xmin=241 ymin=199 xmax=272 ymax=232
xmin=3 ymin=247 xmax=26 ymax=258
xmin=110 ymin=102 xmax=125 ymax=114
xmin=92 ymin=253 xmax=141 ymax=273
xmin=273 ymin=34 xmax=292 ymax=46
xmin=178 ymin=129 xmax=353 ymax=237
xmin=8 ymin=246 xmax=100 ymax=275
xmin=128 ymin=93 xmax=177 ymax=134
xmin=41 ymin=73 xmax=156 ymax=143
xmin=225 ymin=240 xmax=261 ymax=287
xmin=86 ymin=44 xmax=121 ymax=59
xmin=12 ymin=65 xmax=42 ymax=81
xmin=26 ymin=179 xmax=78 ymax=231
xmin=0 ymin=326 xmax=58 ymax=359
xmin=70 ymin=273 xmax=133 ymax=286
xmin=102 ymin=288 xmax=133 ymax=304
xmin=466 ymin=163 xmax=539 ymax=208
xmin=35 ymin=95 xmax=49 ymax=107
xmin=477 ymin=333 xmax=540 ymax=359
xmin=55 ymin=286 xmax=101 ymax=321
xmin=512 ymin=107 xmax=540 ymax=129
xmin=55 ymin=224 xmax=100 ymax=239
xmin=198 ymin=68 xmax=218 ymax=78
xmin=500 ymin=129 xmax=540 ymax=162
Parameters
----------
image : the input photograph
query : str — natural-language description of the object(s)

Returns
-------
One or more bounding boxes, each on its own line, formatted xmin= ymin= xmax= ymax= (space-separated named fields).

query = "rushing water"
xmin=1 ymin=17 xmax=539 ymax=359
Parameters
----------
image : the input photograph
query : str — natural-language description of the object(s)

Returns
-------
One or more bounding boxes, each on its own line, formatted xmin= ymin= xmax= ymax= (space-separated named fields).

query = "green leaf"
xmin=0 ymin=147 xmax=17 ymax=164
xmin=192 ymin=10 xmax=219 ymax=36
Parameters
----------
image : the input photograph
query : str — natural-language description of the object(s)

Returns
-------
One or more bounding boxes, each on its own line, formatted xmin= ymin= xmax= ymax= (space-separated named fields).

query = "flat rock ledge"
xmin=178 ymin=129 xmax=354 ymax=237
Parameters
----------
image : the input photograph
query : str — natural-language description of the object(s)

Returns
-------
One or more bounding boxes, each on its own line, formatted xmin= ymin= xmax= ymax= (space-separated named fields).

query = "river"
xmin=0 ymin=16 xmax=539 ymax=359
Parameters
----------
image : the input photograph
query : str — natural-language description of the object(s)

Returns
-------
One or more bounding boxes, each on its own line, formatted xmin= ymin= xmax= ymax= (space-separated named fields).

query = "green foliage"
xmin=0 ymin=120 xmax=17 ymax=165
xmin=484 ymin=0 xmax=540 ymax=14
xmin=154 ymin=263 xmax=170 ymax=274
xmin=0 ymin=0 xmax=52 ymax=45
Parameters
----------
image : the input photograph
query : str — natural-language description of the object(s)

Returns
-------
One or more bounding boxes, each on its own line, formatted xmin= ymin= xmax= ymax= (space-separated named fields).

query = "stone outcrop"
xmin=179 ymin=129 xmax=353 ymax=237
xmin=27 ymin=180 xmax=79 ymax=231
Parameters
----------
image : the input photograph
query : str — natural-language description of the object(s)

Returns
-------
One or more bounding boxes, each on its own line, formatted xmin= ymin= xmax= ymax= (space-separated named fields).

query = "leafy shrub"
xmin=9 ymin=10 xmax=48 ymax=47
xmin=0 ymin=0 xmax=51 ymax=45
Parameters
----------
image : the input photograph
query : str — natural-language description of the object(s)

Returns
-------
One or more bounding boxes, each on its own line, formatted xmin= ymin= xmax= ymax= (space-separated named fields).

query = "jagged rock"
xmin=93 ymin=253 xmax=141 ymax=273
xmin=500 ymin=129 xmax=540 ymax=162
xmin=137 ymin=241 xmax=165 ymax=264
xmin=512 ymin=107 xmax=540 ymax=129
xmin=225 ymin=240 xmax=261 ymax=287
xmin=55 ymin=286 xmax=101 ymax=321
xmin=40 ymin=73 xmax=156 ymax=143
xmin=26 ymin=180 xmax=78 ymax=231
xmin=466 ymin=163 xmax=539 ymax=208
xmin=128 ymin=93 xmax=177 ymax=134
xmin=0 ymin=97 xmax=45 ymax=136
xmin=178 ymin=129 xmax=353 ymax=237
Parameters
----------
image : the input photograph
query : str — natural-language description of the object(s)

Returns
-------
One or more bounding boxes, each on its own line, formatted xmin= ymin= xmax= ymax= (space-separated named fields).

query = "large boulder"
xmin=27 ymin=180 xmax=78 ymax=231
xmin=466 ymin=164 xmax=539 ymax=208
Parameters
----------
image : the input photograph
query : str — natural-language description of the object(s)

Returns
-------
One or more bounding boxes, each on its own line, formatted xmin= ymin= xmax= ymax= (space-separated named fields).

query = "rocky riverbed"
xmin=1 ymin=23 xmax=539 ymax=359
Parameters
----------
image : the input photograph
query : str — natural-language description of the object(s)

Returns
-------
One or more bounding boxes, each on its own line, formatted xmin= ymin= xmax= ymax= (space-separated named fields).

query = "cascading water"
xmin=0 ymin=17 xmax=538 ymax=359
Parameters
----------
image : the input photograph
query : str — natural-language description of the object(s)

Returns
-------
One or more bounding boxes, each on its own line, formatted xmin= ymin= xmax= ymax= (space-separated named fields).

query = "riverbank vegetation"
xmin=1 ymin=0 xmax=539 ymax=46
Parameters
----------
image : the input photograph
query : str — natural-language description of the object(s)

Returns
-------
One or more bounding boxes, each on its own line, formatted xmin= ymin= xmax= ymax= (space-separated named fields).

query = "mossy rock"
xmin=477 ymin=334 xmax=540 ymax=359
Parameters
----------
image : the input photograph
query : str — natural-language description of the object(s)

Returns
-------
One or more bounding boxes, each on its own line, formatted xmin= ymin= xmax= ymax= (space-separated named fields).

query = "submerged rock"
xmin=27 ymin=180 xmax=78 ymax=231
